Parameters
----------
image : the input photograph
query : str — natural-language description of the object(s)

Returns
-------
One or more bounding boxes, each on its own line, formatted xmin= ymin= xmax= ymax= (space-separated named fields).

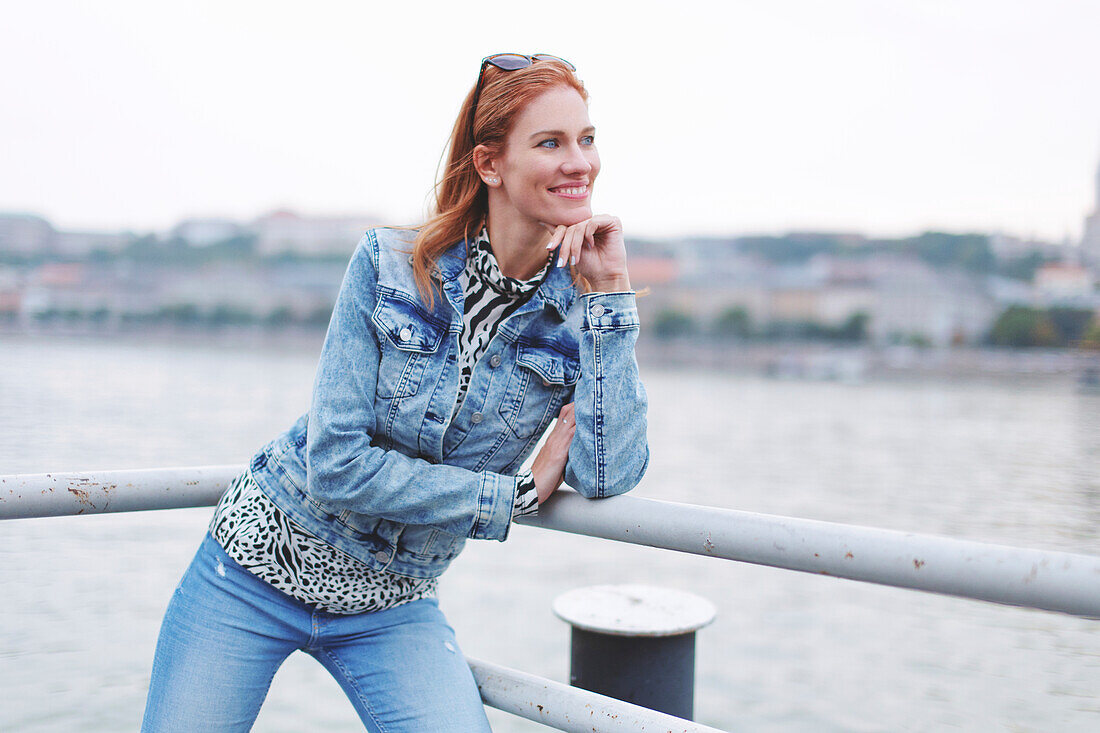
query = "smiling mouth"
xmin=548 ymin=184 xmax=589 ymax=199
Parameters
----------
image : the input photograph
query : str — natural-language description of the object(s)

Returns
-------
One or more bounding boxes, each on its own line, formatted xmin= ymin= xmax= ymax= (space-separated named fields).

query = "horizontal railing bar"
xmin=0 ymin=466 xmax=242 ymax=519
xmin=4 ymin=467 xmax=1099 ymax=618
xmin=468 ymin=657 xmax=726 ymax=733
xmin=517 ymin=492 xmax=1100 ymax=619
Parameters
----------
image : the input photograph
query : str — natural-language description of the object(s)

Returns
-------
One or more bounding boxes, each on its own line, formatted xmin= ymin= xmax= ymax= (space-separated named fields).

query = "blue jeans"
xmin=141 ymin=533 xmax=491 ymax=732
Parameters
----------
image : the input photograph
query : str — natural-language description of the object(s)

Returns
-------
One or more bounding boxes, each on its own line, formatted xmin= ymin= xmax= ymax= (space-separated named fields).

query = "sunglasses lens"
xmin=532 ymin=54 xmax=575 ymax=71
xmin=487 ymin=54 xmax=532 ymax=71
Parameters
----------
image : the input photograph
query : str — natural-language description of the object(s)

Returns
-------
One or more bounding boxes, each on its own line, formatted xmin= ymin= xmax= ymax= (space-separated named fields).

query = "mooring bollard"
xmin=552 ymin=584 xmax=716 ymax=721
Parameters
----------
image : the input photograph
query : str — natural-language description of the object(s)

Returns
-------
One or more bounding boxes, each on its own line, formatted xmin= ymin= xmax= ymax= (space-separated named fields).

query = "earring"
xmin=487 ymin=177 xmax=499 ymax=185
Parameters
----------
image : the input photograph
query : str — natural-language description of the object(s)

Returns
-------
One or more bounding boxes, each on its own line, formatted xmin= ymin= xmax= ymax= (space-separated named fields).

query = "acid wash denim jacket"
xmin=248 ymin=227 xmax=649 ymax=579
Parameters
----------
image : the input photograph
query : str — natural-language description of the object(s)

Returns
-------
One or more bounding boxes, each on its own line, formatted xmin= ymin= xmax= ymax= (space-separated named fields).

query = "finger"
xmin=545 ymin=224 xmax=566 ymax=252
xmin=566 ymin=225 xmax=583 ymax=267
xmin=560 ymin=402 xmax=575 ymax=417
xmin=556 ymin=226 xmax=574 ymax=267
xmin=583 ymin=218 xmax=599 ymax=249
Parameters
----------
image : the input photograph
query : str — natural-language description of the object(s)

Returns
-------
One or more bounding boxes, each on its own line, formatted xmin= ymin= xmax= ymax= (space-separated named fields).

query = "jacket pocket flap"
xmin=516 ymin=344 xmax=580 ymax=386
xmin=372 ymin=290 xmax=447 ymax=353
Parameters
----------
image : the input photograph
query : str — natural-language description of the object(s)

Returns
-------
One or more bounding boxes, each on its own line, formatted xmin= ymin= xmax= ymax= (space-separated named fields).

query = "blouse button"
xmin=471 ymin=412 xmax=483 ymax=424
xmin=398 ymin=327 xmax=412 ymax=342
xmin=489 ymin=354 xmax=501 ymax=368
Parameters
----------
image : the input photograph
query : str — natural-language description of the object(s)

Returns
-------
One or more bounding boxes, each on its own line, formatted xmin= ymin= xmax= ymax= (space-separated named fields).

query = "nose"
xmin=561 ymin=142 xmax=593 ymax=176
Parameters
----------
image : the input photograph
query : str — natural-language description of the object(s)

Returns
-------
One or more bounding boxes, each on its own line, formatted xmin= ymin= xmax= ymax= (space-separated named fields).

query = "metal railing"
xmin=5 ymin=466 xmax=1099 ymax=618
xmin=5 ymin=466 xmax=1100 ymax=731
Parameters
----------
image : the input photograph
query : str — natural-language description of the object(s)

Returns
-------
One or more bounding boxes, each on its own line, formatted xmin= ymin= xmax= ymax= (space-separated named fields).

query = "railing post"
xmin=553 ymin=584 xmax=716 ymax=721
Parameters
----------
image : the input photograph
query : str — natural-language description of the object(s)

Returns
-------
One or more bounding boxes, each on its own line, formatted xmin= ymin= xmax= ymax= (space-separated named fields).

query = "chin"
xmin=546 ymin=205 xmax=593 ymax=227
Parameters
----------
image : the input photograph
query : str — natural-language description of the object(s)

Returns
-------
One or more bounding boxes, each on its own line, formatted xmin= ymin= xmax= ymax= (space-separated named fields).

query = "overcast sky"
xmin=3 ymin=0 xmax=1100 ymax=241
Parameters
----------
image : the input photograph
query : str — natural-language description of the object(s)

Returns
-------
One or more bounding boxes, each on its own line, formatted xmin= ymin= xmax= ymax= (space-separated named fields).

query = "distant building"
xmin=170 ymin=218 xmax=245 ymax=246
xmin=871 ymin=257 xmax=997 ymax=345
xmin=51 ymin=230 xmax=132 ymax=256
xmin=0 ymin=213 xmax=54 ymax=255
xmin=989 ymin=232 xmax=1065 ymax=261
xmin=1082 ymin=156 xmax=1100 ymax=266
xmin=0 ymin=213 xmax=132 ymax=257
xmin=250 ymin=209 xmax=380 ymax=257
xmin=1034 ymin=262 xmax=1093 ymax=301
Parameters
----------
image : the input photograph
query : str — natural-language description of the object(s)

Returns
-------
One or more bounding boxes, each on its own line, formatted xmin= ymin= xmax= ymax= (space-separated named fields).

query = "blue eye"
xmin=538 ymin=139 xmax=559 ymax=149
xmin=581 ymin=135 xmax=595 ymax=145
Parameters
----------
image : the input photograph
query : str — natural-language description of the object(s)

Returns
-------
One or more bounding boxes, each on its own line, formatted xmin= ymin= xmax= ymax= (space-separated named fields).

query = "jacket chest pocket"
xmin=371 ymin=291 xmax=447 ymax=399
xmin=498 ymin=344 xmax=580 ymax=439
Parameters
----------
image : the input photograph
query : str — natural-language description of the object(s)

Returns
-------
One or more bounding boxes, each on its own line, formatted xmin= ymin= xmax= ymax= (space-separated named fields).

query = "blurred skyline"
xmin=3 ymin=0 xmax=1100 ymax=241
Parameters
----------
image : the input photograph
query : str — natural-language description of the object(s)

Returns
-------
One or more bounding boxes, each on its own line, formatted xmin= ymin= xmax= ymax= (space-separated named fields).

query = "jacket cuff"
xmin=472 ymin=471 xmax=518 ymax=541
xmin=580 ymin=291 xmax=639 ymax=332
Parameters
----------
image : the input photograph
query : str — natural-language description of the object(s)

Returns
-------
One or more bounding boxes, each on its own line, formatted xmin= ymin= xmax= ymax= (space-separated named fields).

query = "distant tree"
xmin=651 ymin=308 xmax=697 ymax=339
xmin=989 ymin=306 xmax=1059 ymax=347
xmin=264 ymin=306 xmax=294 ymax=328
xmin=834 ymin=311 xmax=870 ymax=342
xmin=1079 ymin=319 xmax=1100 ymax=350
xmin=736 ymin=234 xmax=847 ymax=263
xmin=157 ymin=304 xmax=201 ymax=324
xmin=997 ymin=252 xmax=1058 ymax=282
xmin=304 ymin=304 xmax=335 ymax=328
xmin=33 ymin=308 xmax=60 ymax=323
xmin=207 ymin=304 xmax=256 ymax=326
xmin=1046 ymin=307 xmax=1094 ymax=345
xmin=898 ymin=232 xmax=995 ymax=273
xmin=712 ymin=306 xmax=752 ymax=338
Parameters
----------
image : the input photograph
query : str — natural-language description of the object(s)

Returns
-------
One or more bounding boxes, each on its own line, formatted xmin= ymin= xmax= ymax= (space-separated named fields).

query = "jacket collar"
xmin=436 ymin=237 xmax=577 ymax=321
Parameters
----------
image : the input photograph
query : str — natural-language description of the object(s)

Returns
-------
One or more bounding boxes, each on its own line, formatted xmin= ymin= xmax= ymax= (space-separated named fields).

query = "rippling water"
xmin=1 ymin=334 xmax=1098 ymax=732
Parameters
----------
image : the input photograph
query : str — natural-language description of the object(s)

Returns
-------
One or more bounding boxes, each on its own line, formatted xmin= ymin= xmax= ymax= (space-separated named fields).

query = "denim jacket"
xmin=249 ymin=227 xmax=649 ymax=579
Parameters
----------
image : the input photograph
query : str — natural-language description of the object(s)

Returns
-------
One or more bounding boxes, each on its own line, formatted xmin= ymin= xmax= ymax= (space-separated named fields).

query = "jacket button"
xmin=590 ymin=303 xmax=606 ymax=317
xmin=471 ymin=412 xmax=483 ymax=424
xmin=374 ymin=549 xmax=392 ymax=563
xmin=489 ymin=354 xmax=501 ymax=368
xmin=399 ymin=327 xmax=412 ymax=341
xmin=542 ymin=378 xmax=551 ymax=387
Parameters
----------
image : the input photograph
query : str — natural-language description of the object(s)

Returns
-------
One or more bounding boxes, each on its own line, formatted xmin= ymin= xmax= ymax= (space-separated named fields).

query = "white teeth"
xmin=553 ymin=186 xmax=587 ymax=195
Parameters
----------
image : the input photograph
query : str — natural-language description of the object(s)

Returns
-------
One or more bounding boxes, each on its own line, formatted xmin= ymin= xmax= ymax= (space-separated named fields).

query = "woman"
xmin=142 ymin=53 xmax=648 ymax=732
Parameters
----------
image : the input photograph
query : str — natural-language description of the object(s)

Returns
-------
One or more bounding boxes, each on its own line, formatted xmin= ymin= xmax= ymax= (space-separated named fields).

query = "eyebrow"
xmin=528 ymin=126 xmax=596 ymax=140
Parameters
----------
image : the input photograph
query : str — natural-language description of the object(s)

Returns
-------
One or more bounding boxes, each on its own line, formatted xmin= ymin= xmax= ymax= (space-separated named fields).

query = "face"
xmin=490 ymin=86 xmax=600 ymax=228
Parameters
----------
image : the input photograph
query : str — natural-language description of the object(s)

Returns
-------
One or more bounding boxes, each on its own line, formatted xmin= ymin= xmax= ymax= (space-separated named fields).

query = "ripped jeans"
xmin=141 ymin=533 xmax=491 ymax=732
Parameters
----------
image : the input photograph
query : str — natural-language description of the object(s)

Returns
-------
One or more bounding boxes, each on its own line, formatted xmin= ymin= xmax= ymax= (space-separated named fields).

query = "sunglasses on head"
xmin=469 ymin=53 xmax=576 ymax=144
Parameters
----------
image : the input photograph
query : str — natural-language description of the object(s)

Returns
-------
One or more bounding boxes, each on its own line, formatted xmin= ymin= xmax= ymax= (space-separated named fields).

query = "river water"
xmin=1 ymin=334 xmax=1098 ymax=732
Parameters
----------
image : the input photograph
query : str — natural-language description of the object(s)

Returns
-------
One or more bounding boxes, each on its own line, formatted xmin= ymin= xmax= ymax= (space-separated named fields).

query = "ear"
xmin=472 ymin=144 xmax=502 ymax=187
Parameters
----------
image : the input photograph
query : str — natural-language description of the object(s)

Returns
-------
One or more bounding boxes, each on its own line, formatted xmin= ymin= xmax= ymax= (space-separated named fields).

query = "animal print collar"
xmin=470 ymin=226 xmax=551 ymax=297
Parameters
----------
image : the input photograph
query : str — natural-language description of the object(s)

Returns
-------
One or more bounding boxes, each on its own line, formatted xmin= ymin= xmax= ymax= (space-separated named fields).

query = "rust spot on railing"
xmin=67 ymin=487 xmax=91 ymax=506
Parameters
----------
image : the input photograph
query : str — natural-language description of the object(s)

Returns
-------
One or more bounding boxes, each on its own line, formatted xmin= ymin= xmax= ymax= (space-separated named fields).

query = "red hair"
xmin=411 ymin=59 xmax=587 ymax=306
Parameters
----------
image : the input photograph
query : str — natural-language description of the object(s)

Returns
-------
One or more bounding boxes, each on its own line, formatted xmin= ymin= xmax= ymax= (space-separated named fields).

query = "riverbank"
xmin=4 ymin=325 xmax=1097 ymax=382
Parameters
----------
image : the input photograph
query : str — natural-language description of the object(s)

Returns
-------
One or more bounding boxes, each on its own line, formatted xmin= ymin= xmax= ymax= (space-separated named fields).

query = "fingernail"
xmin=556 ymin=257 xmax=563 ymax=267
xmin=570 ymin=256 xmax=576 ymax=266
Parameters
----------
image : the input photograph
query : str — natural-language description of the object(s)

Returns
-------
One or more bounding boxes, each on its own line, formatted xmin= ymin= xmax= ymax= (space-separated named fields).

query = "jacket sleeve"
xmin=563 ymin=290 xmax=650 ymax=498
xmin=305 ymin=232 xmax=518 ymax=542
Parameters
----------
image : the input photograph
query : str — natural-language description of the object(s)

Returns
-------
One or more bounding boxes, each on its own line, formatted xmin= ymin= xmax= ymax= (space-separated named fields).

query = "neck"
xmin=484 ymin=208 xmax=552 ymax=280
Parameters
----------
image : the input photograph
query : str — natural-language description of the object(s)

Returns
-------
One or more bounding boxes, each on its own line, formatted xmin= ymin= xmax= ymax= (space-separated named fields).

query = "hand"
xmin=543 ymin=215 xmax=631 ymax=292
xmin=530 ymin=402 xmax=575 ymax=503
